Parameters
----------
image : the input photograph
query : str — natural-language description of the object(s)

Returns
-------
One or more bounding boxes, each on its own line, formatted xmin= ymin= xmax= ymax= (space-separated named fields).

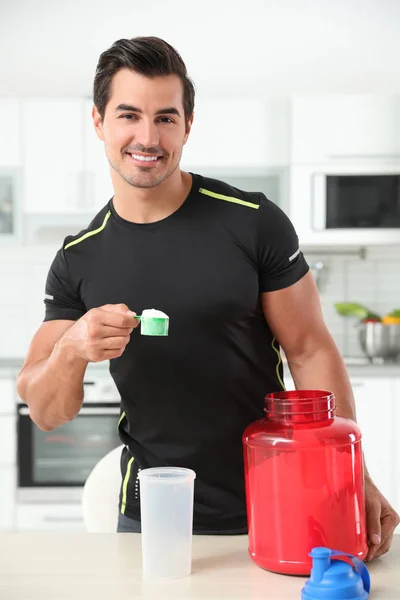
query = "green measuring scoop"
xmin=135 ymin=309 xmax=169 ymax=336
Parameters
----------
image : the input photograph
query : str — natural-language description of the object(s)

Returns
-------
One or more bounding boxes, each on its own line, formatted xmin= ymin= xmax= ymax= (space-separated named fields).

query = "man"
xmin=17 ymin=36 xmax=398 ymax=557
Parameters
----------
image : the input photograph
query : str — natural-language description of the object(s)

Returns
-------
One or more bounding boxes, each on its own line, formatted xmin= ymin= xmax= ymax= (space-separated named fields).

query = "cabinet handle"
xmin=328 ymin=153 xmax=400 ymax=159
xmin=43 ymin=516 xmax=82 ymax=523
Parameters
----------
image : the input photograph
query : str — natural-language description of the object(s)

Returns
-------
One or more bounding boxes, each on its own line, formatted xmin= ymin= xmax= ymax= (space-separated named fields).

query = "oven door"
xmin=17 ymin=403 xmax=122 ymax=489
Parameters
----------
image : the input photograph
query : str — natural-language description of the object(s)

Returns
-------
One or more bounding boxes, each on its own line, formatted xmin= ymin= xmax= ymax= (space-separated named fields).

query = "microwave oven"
xmin=289 ymin=163 xmax=400 ymax=245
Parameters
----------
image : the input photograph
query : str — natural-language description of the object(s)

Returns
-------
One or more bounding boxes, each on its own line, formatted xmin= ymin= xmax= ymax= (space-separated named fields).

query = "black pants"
xmin=117 ymin=513 xmax=142 ymax=533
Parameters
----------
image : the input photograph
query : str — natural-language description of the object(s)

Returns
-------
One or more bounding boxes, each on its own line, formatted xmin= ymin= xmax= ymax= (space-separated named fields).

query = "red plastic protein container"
xmin=243 ymin=390 xmax=368 ymax=575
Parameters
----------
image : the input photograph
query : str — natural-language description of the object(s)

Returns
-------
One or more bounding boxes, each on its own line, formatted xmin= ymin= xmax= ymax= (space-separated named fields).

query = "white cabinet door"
xmin=182 ymin=97 xmax=290 ymax=169
xmin=0 ymin=99 xmax=21 ymax=166
xmin=291 ymin=95 xmax=400 ymax=163
xmin=0 ymin=260 xmax=29 ymax=358
xmin=0 ymin=379 xmax=15 ymax=414
xmin=351 ymin=377 xmax=397 ymax=512
xmin=0 ymin=416 xmax=16 ymax=465
xmin=83 ymin=100 xmax=114 ymax=213
xmin=23 ymin=99 xmax=84 ymax=214
xmin=16 ymin=503 xmax=84 ymax=532
xmin=394 ymin=378 xmax=400 ymax=524
xmin=0 ymin=467 xmax=16 ymax=530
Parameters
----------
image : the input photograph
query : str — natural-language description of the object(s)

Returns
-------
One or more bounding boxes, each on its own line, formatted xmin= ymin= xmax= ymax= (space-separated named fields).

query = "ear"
xmin=183 ymin=112 xmax=194 ymax=145
xmin=92 ymin=105 xmax=105 ymax=141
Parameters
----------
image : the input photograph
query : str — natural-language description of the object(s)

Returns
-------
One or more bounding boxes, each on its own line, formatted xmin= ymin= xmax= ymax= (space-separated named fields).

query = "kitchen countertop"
xmin=0 ymin=358 xmax=110 ymax=379
xmin=0 ymin=357 xmax=399 ymax=380
xmin=0 ymin=533 xmax=398 ymax=599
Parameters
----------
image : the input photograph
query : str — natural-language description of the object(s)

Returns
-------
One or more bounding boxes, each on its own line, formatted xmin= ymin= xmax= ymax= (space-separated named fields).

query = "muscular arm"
xmin=17 ymin=320 xmax=89 ymax=431
xmin=17 ymin=304 xmax=138 ymax=432
xmin=261 ymin=272 xmax=400 ymax=557
xmin=261 ymin=271 xmax=356 ymax=421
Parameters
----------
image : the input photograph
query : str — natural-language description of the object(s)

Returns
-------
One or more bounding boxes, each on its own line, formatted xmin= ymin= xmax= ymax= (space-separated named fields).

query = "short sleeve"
xmin=43 ymin=248 xmax=86 ymax=322
xmin=257 ymin=194 xmax=309 ymax=292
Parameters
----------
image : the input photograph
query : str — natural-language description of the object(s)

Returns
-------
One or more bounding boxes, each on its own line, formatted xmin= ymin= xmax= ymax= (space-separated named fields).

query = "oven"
xmin=15 ymin=373 xmax=123 ymax=530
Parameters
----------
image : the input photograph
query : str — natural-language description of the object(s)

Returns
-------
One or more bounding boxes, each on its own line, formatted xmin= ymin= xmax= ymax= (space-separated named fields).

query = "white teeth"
xmin=131 ymin=154 xmax=158 ymax=162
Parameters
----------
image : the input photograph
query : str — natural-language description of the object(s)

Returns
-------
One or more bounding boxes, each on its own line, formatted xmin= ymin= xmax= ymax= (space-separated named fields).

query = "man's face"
xmin=93 ymin=69 xmax=193 ymax=189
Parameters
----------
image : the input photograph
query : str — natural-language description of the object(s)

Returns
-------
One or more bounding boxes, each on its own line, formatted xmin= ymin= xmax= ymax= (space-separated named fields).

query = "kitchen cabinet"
xmin=22 ymin=99 xmax=84 ymax=214
xmin=22 ymin=99 xmax=113 ymax=215
xmin=0 ymin=378 xmax=15 ymax=414
xmin=0 ymin=416 xmax=16 ymax=465
xmin=0 ymin=378 xmax=16 ymax=465
xmin=0 ymin=100 xmax=21 ymax=166
xmin=0 ymin=261 xmax=28 ymax=358
xmin=0 ymin=467 xmax=16 ymax=530
xmin=394 ymin=378 xmax=400 ymax=521
xmin=83 ymin=99 xmax=114 ymax=212
xmin=15 ymin=503 xmax=84 ymax=532
xmin=291 ymin=95 xmax=400 ymax=164
xmin=181 ymin=97 xmax=290 ymax=169
xmin=350 ymin=376 xmax=397 ymax=513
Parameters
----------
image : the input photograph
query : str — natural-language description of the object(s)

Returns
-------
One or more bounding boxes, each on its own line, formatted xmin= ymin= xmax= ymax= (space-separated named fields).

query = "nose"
xmin=135 ymin=118 xmax=159 ymax=150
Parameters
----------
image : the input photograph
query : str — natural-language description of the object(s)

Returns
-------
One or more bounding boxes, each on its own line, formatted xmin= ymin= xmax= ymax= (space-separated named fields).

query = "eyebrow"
xmin=115 ymin=104 xmax=181 ymax=117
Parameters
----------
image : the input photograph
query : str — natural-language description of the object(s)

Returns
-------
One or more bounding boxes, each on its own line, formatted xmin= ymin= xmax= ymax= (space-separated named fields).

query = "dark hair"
xmin=93 ymin=36 xmax=195 ymax=128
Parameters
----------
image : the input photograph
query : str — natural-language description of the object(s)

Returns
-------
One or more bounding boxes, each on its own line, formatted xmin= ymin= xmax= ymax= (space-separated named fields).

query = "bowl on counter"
xmin=358 ymin=322 xmax=400 ymax=361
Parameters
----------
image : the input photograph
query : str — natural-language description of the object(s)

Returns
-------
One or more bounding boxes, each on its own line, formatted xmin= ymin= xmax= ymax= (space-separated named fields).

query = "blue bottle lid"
xmin=301 ymin=547 xmax=371 ymax=600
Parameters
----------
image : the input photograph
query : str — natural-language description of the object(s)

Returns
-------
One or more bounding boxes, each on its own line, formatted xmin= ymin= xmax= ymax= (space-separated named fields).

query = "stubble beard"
xmin=108 ymin=150 xmax=182 ymax=190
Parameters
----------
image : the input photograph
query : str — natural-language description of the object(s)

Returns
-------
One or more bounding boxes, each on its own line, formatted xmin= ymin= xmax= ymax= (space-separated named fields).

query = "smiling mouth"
xmin=127 ymin=152 xmax=164 ymax=165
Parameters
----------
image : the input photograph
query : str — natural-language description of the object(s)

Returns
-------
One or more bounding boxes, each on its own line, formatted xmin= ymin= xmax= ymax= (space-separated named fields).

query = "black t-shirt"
xmin=44 ymin=173 xmax=309 ymax=533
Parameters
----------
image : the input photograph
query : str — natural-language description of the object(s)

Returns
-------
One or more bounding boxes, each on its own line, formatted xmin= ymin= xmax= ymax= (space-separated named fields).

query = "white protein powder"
xmin=141 ymin=308 xmax=169 ymax=319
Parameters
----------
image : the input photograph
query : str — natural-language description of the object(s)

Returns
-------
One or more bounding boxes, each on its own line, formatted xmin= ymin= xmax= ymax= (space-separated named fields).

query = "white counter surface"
xmin=0 ymin=533 xmax=398 ymax=599
xmin=1 ymin=357 xmax=399 ymax=380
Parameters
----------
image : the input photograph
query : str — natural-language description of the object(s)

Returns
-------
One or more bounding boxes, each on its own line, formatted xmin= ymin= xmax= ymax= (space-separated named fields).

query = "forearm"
xmin=17 ymin=343 xmax=88 ymax=431
xmin=286 ymin=338 xmax=356 ymax=421
xmin=285 ymin=339 xmax=375 ymax=481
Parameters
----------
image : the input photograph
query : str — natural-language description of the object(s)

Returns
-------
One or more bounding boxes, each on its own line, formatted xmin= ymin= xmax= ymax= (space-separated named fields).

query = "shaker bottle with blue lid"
xmin=301 ymin=547 xmax=371 ymax=600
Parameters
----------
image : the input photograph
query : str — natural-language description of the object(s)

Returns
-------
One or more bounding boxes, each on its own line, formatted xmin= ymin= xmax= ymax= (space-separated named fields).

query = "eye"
xmin=157 ymin=117 xmax=174 ymax=124
xmin=120 ymin=114 xmax=137 ymax=120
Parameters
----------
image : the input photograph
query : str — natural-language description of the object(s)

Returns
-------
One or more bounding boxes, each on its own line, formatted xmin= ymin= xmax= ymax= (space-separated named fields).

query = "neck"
xmin=111 ymin=169 xmax=192 ymax=224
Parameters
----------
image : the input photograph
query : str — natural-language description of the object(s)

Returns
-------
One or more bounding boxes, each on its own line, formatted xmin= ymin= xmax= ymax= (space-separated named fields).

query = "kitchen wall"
xmin=304 ymin=246 xmax=400 ymax=357
xmin=1 ymin=243 xmax=398 ymax=360
xmin=2 ymin=0 xmax=399 ymax=97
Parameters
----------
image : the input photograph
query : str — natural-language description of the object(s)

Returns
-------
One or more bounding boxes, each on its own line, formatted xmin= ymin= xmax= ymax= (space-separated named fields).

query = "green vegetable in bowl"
xmin=334 ymin=303 xmax=381 ymax=321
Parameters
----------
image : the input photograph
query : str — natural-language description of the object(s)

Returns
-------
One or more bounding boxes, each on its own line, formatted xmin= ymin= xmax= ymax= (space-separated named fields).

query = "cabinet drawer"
xmin=0 ymin=379 xmax=16 ymax=414
xmin=0 ymin=467 xmax=16 ymax=530
xmin=0 ymin=416 xmax=16 ymax=464
xmin=16 ymin=503 xmax=85 ymax=532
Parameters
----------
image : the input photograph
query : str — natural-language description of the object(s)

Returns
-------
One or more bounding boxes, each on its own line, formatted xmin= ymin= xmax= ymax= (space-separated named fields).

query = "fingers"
xmin=89 ymin=305 xmax=140 ymax=330
xmin=84 ymin=335 xmax=131 ymax=362
xmin=373 ymin=510 xmax=400 ymax=560
xmin=73 ymin=304 xmax=140 ymax=362
xmin=101 ymin=336 xmax=131 ymax=350
xmin=366 ymin=498 xmax=382 ymax=546
xmin=365 ymin=488 xmax=400 ymax=561
xmin=88 ymin=324 xmax=134 ymax=339
xmin=102 ymin=303 xmax=136 ymax=316
xmin=371 ymin=534 xmax=394 ymax=560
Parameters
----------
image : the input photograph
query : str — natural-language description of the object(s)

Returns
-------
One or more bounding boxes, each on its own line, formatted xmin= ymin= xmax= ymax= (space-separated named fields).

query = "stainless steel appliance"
xmin=312 ymin=173 xmax=400 ymax=232
xmin=16 ymin=372 xmax=122 ymax=531
xmin=290 ymin=163 xmax=400 ymax=245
